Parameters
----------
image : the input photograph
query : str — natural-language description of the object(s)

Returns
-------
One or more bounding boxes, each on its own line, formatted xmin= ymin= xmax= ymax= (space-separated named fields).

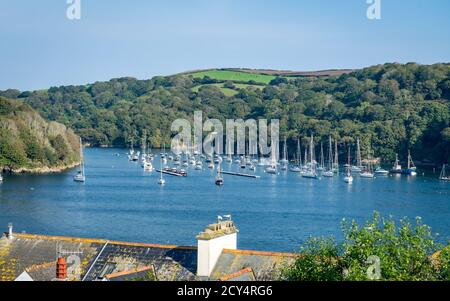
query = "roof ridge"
xmin=13 ymin=233 xmax=196 ymax=250
xmin=223 ymin=249 xmax=297 ymax=258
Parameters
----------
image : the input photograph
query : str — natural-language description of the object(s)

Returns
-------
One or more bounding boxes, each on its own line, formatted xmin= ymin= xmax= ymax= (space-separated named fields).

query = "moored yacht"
xmin=440 ymin=164 xmax=450 ymax=181
xmin=322 ymin=137 xmax=335 ymax=178
xmin=344 ymin=146 xmax=353 ymax=184
xmin=302 ymin=135 xmax=318 ymax=179
xmin=215 ymin=165 xmax=224 ymax=186
xmin=402 ymin=151 xmax=417 ymax=176
xmin=374 ymin=167 xmax=389 ymax=176
xmin=74 ymin=138 xmax=86 ymax=183
xmin=390 ymin=154 xmax=402 ymax=174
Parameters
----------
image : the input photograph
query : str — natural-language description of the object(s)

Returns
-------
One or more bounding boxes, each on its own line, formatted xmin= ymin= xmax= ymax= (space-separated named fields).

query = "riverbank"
xmin=2 ymin=161 xmax=80 ymax=175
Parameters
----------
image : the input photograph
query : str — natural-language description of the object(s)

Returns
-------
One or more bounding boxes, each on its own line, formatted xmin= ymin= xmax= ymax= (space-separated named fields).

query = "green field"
xmin=188 ymin=69 xmax=276 ymax=84
xmin=192 ymin=83 xmax=264 ymax=96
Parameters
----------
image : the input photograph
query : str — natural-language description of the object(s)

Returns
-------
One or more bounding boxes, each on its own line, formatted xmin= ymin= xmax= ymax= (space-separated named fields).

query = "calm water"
xmin=0 ymin=148 xmax=449 ymax=252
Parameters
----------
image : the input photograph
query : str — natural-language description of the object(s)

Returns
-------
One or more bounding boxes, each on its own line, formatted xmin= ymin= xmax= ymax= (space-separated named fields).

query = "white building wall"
xmin=197 ymin=233 xmax=237 ymax=277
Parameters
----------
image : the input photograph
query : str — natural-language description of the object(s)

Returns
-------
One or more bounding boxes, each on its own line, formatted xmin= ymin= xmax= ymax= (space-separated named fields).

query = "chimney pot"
xmin=56 ymin=257 xmax=68 ymax=280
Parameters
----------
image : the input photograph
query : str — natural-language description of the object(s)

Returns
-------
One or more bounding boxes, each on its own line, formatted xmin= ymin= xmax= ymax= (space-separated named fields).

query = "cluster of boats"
xmin=67 ymin=134 xmax=450 ymax=187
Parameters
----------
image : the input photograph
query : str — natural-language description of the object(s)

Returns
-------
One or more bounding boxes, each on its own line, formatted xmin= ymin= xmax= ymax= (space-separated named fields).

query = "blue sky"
xmin=0 ymin=0 xmax=449 ymax=90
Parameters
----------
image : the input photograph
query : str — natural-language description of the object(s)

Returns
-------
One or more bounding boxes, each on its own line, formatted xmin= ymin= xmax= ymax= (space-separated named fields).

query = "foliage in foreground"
xmin=282 ymin=213 xmax=450 ymax=281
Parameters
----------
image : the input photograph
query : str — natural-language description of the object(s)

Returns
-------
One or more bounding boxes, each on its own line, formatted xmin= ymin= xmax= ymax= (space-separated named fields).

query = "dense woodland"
xmin=1 ymin=63 xmax=449 ymax=165
xmin=0 ymin=97 xmax=80 ymax=171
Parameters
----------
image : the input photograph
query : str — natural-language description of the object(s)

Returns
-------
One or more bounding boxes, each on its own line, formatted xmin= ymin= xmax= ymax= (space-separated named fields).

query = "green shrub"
xmin=283 ymin=213 xmax=448 ymax=281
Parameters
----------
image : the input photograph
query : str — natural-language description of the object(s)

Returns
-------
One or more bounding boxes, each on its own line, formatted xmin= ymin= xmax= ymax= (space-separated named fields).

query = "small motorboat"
xmin=322 ymin=170 xmax=334 ymax=178
xmin=374 ymin=167 xmax=389 ymax=176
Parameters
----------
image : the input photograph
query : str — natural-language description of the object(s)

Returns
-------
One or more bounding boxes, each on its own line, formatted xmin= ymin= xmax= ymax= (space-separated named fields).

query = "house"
xmin=0 ymin=219 xmax=296 ymax=281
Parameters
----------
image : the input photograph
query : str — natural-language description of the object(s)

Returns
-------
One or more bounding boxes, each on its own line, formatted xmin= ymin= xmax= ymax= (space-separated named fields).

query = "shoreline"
xmin=6 ymin=161 xmax=81 ymax=175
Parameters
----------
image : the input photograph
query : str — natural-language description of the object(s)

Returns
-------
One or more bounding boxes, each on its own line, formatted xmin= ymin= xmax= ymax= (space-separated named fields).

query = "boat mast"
xmin=310 ymin=135 xmax=315 ymax=171
xmin=347 ymin=146 xmax=351 ymax=176
xmin=80 ymin=137 xmax=84 ymax=175
xmin=356 ymin=139 xmax=362 ymax=167
xmin=297 ymin=139 xmax=302 ymax=167
xmin=328 ymin=136 xmax=333 ymax=171
xmin=334 ymin=140 xmax=339 ymax=172
xmin=320 ymin=142 xmax=324 ymax=169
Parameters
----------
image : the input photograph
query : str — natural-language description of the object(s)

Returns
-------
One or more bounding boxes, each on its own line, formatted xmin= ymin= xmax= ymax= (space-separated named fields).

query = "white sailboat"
xmin=333 ymin=140 xmax=339 ymax=173
xmin=390 ymin=154 xmax=402 ymax=174
xmin=322 ymin=136 xmax=334 ymax=178
xmin=74 ymin=138 xmax=86 ymax=183
xmin=344 ymin=146 xmax=353 ymax=184
xmin=0 ymin=172 xmax=3 ymax=183
xmin=302 ymin=135 xmax=318 ymax=179
xmin=158 ymin=156 xmax=165 ymax=186
xmin=265 ymin=143 xmax=278 ymax=174
xmin=280 ymin=139 xmax=288 ymax=171
xmin=439 ymin=164 xmax=450 ymax=181
xmin=351 ymin=139 xmax=363 ymax=173
xmin=317 ymin=142 xmax=325 ymax=172
xmin=360 ymin=144 xmax=375 ymax=178
xmin=290 ymin=139 xmax=302 ymax=173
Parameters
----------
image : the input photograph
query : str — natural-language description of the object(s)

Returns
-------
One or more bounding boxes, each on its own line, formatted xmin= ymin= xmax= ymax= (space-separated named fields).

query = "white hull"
xmin=344 ymin=176 xmax=353 ymax=184
xmin=302 ymin=172 xmax=318 ymax=179
xmin=322 ymin=171 xmax=334 ymax=178
xmin=360 ymin=173 xmax=375 ymax=179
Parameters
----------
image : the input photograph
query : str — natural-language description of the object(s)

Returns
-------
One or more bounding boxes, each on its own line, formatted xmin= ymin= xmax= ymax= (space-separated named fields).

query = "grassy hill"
xmin=186 ymin=69 xmax=277 ymax=84
xmin=0 ymin=97 xmax=81 ymax=173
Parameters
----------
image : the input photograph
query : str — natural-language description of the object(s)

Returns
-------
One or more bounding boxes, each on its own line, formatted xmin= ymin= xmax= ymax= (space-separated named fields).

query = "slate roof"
xmin=0 ymin=232 xmax=296 ymax=281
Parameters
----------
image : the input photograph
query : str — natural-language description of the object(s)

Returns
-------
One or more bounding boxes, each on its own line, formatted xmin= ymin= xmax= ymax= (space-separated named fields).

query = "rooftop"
xmin=0 ymin=232 xmax=295 ymax=281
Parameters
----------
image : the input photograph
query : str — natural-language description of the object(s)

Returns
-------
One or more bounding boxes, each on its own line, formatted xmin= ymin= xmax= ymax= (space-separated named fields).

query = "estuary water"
xmin=0 ymin=148 xmax=449 ymax=252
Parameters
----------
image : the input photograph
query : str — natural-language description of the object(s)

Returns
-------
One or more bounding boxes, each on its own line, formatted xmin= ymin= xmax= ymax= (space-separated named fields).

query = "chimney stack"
xmin=56 ymin=257 xmax=68 ymax=280
xmin=197 ymin=216 xmax=238 ymax=277
xmin=7 ymin=223 xmax=13 ymax=239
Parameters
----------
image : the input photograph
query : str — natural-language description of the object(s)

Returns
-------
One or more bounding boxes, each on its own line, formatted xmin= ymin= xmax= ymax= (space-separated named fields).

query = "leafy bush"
xmin=282 ymin=213 xmax=448 ymax=281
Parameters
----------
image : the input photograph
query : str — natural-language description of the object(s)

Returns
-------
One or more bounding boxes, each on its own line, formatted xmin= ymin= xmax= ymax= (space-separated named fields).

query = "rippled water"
xmin=0 ymin=148 xmax=449 ymax=252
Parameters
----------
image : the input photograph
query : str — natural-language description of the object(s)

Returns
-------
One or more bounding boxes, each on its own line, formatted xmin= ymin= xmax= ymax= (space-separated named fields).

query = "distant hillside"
xmin=0 ymin=97 xmax=80 ymax=173
xmin=223 ymin=68 xmax=355 ymax=77
xmin=180 ymin=68 xmax=355 ymax=81
xmin=1 ymin=62 xmax=449 ymax=165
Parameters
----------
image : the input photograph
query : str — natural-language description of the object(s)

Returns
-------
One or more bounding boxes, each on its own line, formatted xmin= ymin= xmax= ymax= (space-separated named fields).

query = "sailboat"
xmin=226 ymin=143 xmax=233 ymax=163
xmin=439 ymin=164 xmax=450 ymax=181
xmin=360 ymin=145 xmax=375 ymax=179
xmin=0 ymin=172 xmax=3 ymax=183
xmin=280 ymin=139 xmax=288 ymax=171
xmin=265 ymin=142 xmax=278 ymax=174
xmin=74 ymin=138 xmax=86 ymax=183
xmin=158 ymin=156 xmax=166 ymax=185
xmin=302 ymin=135 xmax=318 ymax=179
xmin=290 ymin=139 xmax=302 ymax=173
xmin=322 ymin=136 xmax=334 ymax=178
xmin=351 ymin=139 xmax=363 ymax=173
xmin=390 ymin=154 xmax=402 ymax=174
xmin=333 ymin=140 xmax=339 ymax=173
xmin=402 ymin=151 xmax=417 ymax=176
xmin=317 ymin=142 xmax=325 ymax=172
xmin=344 ymin=146 xmax=353 ymax=184
xmin=215 ymin=164 xmax=224 ymax=186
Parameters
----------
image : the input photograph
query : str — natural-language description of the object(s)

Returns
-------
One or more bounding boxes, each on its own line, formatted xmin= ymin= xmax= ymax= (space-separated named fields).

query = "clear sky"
xmin=0 ymin=0 xmax=449 ymax=91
